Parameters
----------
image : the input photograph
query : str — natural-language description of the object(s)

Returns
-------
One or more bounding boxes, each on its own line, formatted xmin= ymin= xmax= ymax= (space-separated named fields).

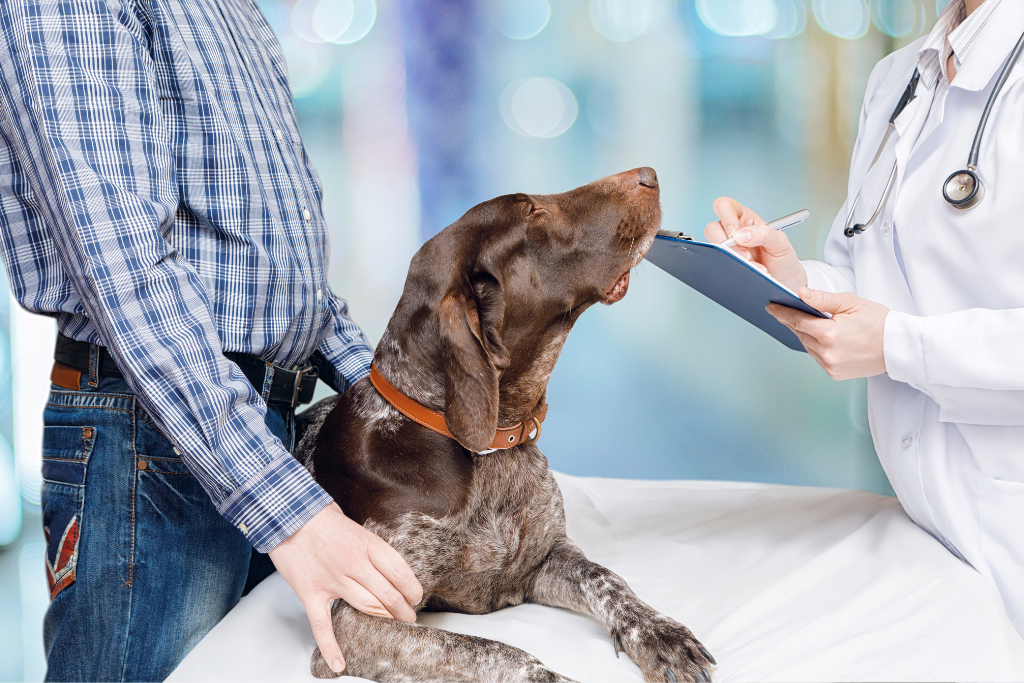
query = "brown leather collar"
xmin=368 ymin=364 xmax=547 ymax=451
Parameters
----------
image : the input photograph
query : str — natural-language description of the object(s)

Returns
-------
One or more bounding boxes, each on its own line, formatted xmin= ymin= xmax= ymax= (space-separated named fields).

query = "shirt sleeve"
xmin=0 ymin=0 xmax=330 ymax=551
xmin=314 ymin=291 xmax=374 ymax=393
xmin=883 ymin=308 xmax=1024 ymax=425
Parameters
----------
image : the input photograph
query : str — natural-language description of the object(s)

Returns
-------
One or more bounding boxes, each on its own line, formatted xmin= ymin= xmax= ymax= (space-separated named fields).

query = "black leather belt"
xmin=54 ymin=333 xmax=318 ymax=407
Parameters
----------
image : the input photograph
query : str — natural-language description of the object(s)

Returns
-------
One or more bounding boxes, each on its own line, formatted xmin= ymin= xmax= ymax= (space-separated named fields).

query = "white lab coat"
xmin=802 ymin=0 xmax=1024 ymax=638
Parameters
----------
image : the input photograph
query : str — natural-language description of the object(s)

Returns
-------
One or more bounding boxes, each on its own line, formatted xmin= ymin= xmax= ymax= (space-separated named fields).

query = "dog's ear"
xmin=439 ymin=273 xmax=509 ymax=452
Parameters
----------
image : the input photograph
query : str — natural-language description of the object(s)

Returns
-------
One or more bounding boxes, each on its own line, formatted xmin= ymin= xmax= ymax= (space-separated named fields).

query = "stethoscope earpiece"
xmin=942 ymin=168 xmax=985 ymax=210
xmin=843 ymin=223 xmax=867 ymax=238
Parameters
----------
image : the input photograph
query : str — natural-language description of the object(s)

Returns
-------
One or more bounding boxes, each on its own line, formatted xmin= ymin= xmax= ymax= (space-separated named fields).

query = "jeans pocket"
xmin=41 ymin=425 xmax=96 ymax=601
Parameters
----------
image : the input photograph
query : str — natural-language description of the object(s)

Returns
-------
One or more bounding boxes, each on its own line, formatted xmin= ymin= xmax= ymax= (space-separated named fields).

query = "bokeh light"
xmin=870 ymin=0 xmax=923 ymax=38
xmin=330 ymin=0 xmax=376 ymax=44
xmin=278 ymin=35 xmax=331 ymax=96
xmin=696 ymin=0 xmax=779 ymax=37
xmin=765 ymin=0 xmax=807 ymax=38
xmin=291 ymin=0 xmax=325 ymax=43
xmin=0 ymin=435 xmax=20 ymax=546
xmin=589 ymin=0 xmax=653 ymax=42
xmin=499 ymin=77 xmax=578 ymax=138
xmin=296 ymin=0 xmax=375 ymax=45
xmin=496 ymin=0 xmax=552 ymax=40
xmin=814 ymin=0 xmax=870 ymax=40
xmin=313 ymin=0 xmax=354 ymax=42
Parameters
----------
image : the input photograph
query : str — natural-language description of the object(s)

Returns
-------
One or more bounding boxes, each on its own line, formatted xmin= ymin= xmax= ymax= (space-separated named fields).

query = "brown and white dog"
xmin=295 ymin=168 xmax=715 ymax=682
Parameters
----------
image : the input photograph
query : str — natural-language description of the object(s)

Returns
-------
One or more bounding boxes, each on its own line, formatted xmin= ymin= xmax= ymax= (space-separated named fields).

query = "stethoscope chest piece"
xmin=943 ymin=167 xmax=984 ymax=210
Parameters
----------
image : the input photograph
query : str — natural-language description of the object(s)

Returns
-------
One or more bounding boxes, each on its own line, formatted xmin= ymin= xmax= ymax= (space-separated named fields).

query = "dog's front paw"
xmin=612 ymin=613 xmax=715 ymax=683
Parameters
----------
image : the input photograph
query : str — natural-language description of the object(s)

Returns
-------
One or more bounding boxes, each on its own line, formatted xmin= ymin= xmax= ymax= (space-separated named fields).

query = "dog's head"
xmin=377 ymin=167 xmax=662 ymax=452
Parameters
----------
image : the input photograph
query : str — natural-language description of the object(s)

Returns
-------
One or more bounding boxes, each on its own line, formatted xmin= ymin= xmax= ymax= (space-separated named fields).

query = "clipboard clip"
xmin=657 ymin=230 xmax=693 ymax=241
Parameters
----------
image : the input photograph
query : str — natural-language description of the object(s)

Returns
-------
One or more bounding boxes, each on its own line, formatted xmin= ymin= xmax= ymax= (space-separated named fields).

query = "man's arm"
xmin=0 ymin=0 xmax=420 ymax=672
xmin=315 ymin=291 xmax=374 ymax=393
xmin=0 ymin=0 xmax=319 ymax=553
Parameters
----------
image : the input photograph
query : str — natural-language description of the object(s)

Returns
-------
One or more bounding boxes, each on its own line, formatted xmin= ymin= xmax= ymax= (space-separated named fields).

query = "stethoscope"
xmin=844 ymin=30 xmax=1024 ymax=238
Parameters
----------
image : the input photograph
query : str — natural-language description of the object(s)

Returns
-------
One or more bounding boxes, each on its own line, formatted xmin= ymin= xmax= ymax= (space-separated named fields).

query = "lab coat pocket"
xmin=977 ymin=478 xmax=1024 ymax=632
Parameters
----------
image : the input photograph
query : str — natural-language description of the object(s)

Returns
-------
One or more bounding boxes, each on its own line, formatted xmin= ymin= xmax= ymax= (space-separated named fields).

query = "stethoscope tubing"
xmin=845 ymin=29 xmax=1024 ymax=236
xmin=968 ymin=30 xmax=1024 ymax=169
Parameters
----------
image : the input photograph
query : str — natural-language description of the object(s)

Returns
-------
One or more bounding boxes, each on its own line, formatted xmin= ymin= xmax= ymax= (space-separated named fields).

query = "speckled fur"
xmin=301 ymin=170 xmax=715 ymax=682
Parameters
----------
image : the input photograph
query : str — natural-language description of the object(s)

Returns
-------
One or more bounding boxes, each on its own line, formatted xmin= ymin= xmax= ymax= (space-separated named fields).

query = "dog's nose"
xmin=637 ymin=167 xmax=658 ymax=190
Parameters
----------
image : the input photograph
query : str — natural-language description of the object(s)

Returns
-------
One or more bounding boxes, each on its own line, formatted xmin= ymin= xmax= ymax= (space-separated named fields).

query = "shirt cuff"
xmin=216 ymin=452 xmax=333 ymax=553
xmin=802 ymin=260 xmax=839 ymax=293
xmin=883 ymin=310 xmax=928 ymax=388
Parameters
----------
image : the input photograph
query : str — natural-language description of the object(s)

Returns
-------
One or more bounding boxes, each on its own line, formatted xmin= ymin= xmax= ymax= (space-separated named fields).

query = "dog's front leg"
xmin=311 ymin=600 xmax=576 ymax=683
xmin=527 ymin=539 xmax=715 ymax=683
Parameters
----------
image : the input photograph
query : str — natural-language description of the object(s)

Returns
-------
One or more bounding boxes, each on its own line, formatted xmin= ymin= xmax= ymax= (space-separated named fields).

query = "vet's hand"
xmin=269 ymin=503 xmax=423 ymax=674
xmin=704 ymin=197 xmax=808 ymax=292
xmin=768 ymin=288 xmax=889 ymax=380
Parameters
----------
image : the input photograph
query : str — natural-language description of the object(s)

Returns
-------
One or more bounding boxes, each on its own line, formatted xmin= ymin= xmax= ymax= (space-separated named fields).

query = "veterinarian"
xmin=0 ymin=1 xmax=422 ymax=680
xmin=706 ymin=0 xmax=1024 ymax=639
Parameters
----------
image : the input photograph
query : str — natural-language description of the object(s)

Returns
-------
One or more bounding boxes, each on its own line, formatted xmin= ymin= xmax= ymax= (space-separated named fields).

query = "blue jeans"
xmin=40 ymin=372 xmax=293 ymax=682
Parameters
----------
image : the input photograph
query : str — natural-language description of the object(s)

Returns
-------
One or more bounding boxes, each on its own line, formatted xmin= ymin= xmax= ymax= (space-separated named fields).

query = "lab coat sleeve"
xmin=800 ymin=54 xmax=900 ymax=297
xmin=883 ymin=308 xmax=1024 ymax=425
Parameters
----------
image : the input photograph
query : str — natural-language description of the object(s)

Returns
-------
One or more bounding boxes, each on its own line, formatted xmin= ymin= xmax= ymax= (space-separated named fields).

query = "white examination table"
xmin=169 ymin=474 xmax=1024 ymax=682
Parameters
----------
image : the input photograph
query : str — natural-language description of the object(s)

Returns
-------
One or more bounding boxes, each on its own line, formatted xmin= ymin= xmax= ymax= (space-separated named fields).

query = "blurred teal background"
xmin=1 ymin=0 xmax=950 ymax=679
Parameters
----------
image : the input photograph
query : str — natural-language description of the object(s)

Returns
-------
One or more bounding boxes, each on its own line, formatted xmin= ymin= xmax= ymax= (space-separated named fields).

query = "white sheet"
xmin=169 ymin=474 xmax=1024 ymax=682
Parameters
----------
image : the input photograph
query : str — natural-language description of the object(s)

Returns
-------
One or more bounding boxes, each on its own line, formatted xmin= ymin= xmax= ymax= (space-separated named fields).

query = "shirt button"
xmin=901 ymin=435 xmax=914 ymax=450
xmin=302 ymin=208 xmax=311 ymax=221
xmin=316 ymin=288 xmax=323 ymax=302
xmin=238 ymin=522 xmax=248 ymax=535
xmin=275 ymin=129 xmax=282 ymax=141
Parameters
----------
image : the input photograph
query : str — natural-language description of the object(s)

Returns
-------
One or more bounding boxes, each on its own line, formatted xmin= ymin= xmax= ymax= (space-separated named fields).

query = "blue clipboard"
xmin=644 ymin=231 xmax=828 ymax=352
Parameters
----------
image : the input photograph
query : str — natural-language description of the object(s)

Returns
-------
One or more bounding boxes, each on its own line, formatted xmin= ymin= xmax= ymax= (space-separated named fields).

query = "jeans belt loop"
xmin=261 ymin=362 xmax=275 ymax=404
xmin=88 ymin=344 xmax=99 ymax=387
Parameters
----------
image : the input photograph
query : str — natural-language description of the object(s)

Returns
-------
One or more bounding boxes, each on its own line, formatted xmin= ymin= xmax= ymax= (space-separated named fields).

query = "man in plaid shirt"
xmin=0 ymin=0 xmax=421 ymax=679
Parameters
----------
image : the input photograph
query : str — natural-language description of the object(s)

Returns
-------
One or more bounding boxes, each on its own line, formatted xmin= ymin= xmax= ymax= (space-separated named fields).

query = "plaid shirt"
xmin=0 ymin=0 xmax=373 ymax=552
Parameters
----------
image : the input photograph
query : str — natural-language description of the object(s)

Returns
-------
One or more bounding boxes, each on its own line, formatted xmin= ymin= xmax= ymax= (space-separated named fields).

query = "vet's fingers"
xmin=305 ymin=598 xmax=345 ymax=674
xmin=704 ymin=220 xmax=728 ymax=243
xmin=712 ymin=197 xmax=762 ymax=234
xmin=731 ymin=221 xmax=795 ymax=259
xmin=767 ymin=304 xmax=829 ymax=338
xmin=798 ymin=287 xmax=857 ymax=315
xmin=367 ymin=535 xmax=424 ymax=608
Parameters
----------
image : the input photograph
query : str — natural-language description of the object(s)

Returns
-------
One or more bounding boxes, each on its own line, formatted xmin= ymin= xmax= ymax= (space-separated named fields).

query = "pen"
xmin=718 ymin=209 xmax=810 ymax=248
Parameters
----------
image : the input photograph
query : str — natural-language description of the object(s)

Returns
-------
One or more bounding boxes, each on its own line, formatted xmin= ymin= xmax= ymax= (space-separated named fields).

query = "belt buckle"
xmin=289 ymin=364 xmax=317 ymax=407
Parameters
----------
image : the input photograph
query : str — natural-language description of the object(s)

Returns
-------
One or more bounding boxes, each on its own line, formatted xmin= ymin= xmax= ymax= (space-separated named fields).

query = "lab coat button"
xmin=882 ymin=222 xmax=892 ymax=236
xmin=901 ymin=435 xmax=914 ymax=450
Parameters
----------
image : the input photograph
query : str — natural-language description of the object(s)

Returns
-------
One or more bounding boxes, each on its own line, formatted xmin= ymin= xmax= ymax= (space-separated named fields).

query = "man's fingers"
xmin=367 ymin=536 xmax=424 ymax=609
xmin=305 ymin=599 xmax=345 ymax=674
xmin=345 ymin=565 xmax=417 ymax=623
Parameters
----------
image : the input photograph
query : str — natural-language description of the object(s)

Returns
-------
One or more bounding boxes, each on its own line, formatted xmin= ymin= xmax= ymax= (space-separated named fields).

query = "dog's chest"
xmin=376 ymin=452 xmax=567 ymax=614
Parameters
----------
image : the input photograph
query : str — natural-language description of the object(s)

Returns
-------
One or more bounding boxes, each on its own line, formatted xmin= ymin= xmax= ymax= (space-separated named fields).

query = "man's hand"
xmin=704 ymin=197 xmax=808 ymax=292
xmin=768 ymin=288 xmax=889 ymax=380
xmin=268 ymin=503 xmax=423 ymax=674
